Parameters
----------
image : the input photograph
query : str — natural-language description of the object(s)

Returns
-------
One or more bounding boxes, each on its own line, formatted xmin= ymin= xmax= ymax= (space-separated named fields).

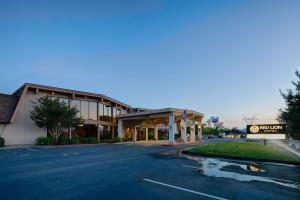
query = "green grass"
xmin=184 ymin=142 xmax=300 ymax=164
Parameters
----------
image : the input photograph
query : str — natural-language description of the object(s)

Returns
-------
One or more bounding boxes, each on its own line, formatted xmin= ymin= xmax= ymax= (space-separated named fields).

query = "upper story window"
xmin=98 ymin=103 xmax=104 ymax=119
xmin=88 ymin=102 xmax=97 ymax=120
xmin=103 ymin=105 xmax=112 ymax=122
xmin=59 ymin=98 xmax=69 ymax=106
xmin=71 ymin=100 xmax=80 ymax=117
xmin=80 ymin=101 xmax=89 ymax=119
xmin=116 ymin=109 xmax=121 ymax=116
xmin=103 ymin=105 xmax=111 ymax=117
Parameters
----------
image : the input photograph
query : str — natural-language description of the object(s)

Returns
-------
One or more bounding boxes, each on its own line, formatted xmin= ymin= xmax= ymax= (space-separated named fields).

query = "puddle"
xmin=185 ymin=155 xmax=300 ymax=189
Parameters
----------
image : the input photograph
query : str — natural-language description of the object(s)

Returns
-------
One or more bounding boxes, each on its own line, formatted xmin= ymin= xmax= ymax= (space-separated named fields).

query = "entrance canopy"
xmin=117 ymin=108 xmax=204 ymax=144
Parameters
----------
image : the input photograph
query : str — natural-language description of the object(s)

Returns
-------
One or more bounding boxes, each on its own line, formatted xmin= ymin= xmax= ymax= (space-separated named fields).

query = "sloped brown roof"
xmin=0 ymin=93 xmax=20 ymax=123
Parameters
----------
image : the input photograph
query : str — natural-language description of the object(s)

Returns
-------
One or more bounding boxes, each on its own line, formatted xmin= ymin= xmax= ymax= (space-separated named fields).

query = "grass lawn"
xmin=184 ymin=142 xmax=300 ymax=164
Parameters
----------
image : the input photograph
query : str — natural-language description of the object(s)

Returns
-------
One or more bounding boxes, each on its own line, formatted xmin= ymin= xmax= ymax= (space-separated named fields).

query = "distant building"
xmin=206 ymin=116 xmax=224 ymax=129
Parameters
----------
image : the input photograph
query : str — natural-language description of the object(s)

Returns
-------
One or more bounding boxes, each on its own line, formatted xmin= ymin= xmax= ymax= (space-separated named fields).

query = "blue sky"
xmin=0 ymin=0 xmax=299 ymax=128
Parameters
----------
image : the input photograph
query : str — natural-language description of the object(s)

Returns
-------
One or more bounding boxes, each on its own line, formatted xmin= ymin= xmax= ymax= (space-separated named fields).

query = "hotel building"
xmin=0 ymin=83 xmax=203 ymax=145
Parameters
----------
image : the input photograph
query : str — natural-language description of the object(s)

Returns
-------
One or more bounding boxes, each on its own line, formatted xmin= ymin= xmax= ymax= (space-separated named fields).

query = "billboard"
xmin=246 ymin=124 xmax=286 ymax=139
xmin=211 ymin=116 xmax=219 ymax=123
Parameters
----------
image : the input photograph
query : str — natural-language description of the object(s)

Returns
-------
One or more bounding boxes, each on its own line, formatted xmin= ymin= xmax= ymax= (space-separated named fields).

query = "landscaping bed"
xmin=36 ymin=136 xmax=121 ymax=145
xmin=183 ymin=142 xmax=300 ymax=164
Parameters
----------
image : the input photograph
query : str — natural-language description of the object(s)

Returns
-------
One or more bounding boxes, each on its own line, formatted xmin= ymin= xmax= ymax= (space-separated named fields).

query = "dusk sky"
xmin=0 ymin=0 xmax=299 ymax=128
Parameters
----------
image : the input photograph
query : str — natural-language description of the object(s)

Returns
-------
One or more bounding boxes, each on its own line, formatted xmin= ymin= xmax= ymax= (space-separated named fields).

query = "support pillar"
xmin=97 ymin=125 xmax=101 ymax=142
xmin=181 ymin=120 xmax=187 ymax=142
xmin=154 ymin=126 xmax=158 ymax=140
xmin=112 ymin=125 xmax=115 ymax=140
xmin=68 ymin=98 xmax=72 ymax=139
xmin=133 ymin=126 xmax=137 ymax=142
xmin=69 ymin=126 xmax=72 ymax=139
xmin=145 ymin=127 xmax=148 ymax=141
xmin=168 ymin=113 xmax=175 ymax=145
xmin=118 ymin=120 xmax=123 ymax=139
xmin=190 ymin=123 xmax=195 ymax=142
xmin=198 ymin=124 xmax=203 ymax=143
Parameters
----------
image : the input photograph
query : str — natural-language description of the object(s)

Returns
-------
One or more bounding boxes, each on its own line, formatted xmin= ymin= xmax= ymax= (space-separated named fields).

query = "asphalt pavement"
xmin=0 ymin=140 xmax=299 ymax=200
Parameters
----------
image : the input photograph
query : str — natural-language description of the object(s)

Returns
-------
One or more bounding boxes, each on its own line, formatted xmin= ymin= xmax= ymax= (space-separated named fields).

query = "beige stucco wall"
xmin=0 ymin=124 xmax=5 ymax=138
xmin=2 ymin=91 xmax=47 ymax=145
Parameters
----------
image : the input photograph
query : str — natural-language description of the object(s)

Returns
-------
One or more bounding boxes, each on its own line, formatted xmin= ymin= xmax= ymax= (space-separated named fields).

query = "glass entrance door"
xmin=186 ymin=127 xmax=191 ymax=142
xmin=136 ymin=127 xmax=146 ymax=141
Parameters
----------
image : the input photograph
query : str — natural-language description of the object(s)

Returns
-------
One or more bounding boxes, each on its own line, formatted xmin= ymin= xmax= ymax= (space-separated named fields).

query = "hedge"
xmin=36 ymin=136 xmax=122 ymax=145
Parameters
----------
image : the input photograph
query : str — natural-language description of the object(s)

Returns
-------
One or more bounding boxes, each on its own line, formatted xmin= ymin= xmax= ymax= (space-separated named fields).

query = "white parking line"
xmin=143 ymin=178 xmax=229 ymax=200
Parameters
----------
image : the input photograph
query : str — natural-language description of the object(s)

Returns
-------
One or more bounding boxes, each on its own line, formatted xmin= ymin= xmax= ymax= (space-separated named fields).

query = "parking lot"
xmin=0 ymin=142 xmax=299 ymax=200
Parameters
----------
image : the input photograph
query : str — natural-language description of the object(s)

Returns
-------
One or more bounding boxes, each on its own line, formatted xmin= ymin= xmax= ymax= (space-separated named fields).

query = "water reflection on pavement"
xmin=185 ymin=155 xmax=300 ymax=189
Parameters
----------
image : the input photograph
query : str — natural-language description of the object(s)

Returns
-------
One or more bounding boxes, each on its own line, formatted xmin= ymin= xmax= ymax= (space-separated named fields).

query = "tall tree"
xmin=278 ymin=70 xmax=300 ymax=139
xmin=30 ymin=96 xmax=83 ymax=143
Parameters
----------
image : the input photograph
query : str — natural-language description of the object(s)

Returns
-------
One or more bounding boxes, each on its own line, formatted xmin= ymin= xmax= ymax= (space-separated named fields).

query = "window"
xmin=80 ymin=101 xmax=89 ymax=119
xmin=116 ymin=109 xmax=121 ymax=116
xmin=71 ymin=100 xmax=80 ymax=117
xmin=121 ymin=109 xmax=127 ymax=114
xmin=98 ymin=103 xmax=104 ymax=121
xmin=103 ymin=105 xmax=112 ymax=121
xmin=88 ymin=102 xmax=97 ymax=120
xmin=59 ymin=98 xmax=69 ymax=106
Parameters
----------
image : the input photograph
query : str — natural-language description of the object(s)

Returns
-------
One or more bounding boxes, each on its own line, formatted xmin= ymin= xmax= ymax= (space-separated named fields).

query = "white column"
xmin=198 ymin=125 xmax=203 ymax=142
xmin=168 ymin=113 xmax=175 ymax=144
xmin=134 ymin=126 xmax=137 ymax=142
xmin=97 ymin=125 xmax=101 ymax=142
xmin=69 ymin=126 xmax=72 ymax=139
xmin=181 ymin=120 xmax=187 ymax=142
xmin=190 ymin=123 xmax=195 ymax=142
xmin=145 ymin=127 xmax=148 ymax=141
xmin=117 ymin=120 xmax=123 ymax=139
xmin=154 ymin=126 xmax=158 ymax=140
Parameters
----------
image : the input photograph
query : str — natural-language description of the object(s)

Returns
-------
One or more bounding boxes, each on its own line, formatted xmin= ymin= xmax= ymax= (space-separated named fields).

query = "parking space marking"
xmin=143 ymin=178 xmax=229 ymax=200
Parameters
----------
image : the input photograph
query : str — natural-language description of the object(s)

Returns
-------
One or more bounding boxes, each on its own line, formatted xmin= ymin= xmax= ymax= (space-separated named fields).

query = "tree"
xmin=201 ymin=124 xmax=221 ymax=135
xmin=30 ymin=96 xmax=83 ymax=143
xmin=278 ymin=70 xmax=300 ymax=140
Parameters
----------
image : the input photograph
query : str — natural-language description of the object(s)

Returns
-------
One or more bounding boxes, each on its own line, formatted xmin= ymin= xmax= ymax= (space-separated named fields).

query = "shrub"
xmin=111 ymin=137 xmax=121 ymax=143
xmin=58 ymin=136 xmax=70 ymax=145
xmin=159 ymin=135 xmax=168 ymax=140
xmin=71 ymin=136 xmax=80 ymax=144
xmin=148 ymin=132 xmax=155 ymax=140
xmin=80 ymin=137 xmax=98 ymax=144
xmin=122 ymin=137 xmax=131 ymax=142
xmin=36 ymin=136 xmax=55 ymax=145
xmin=0 ymin=137 xmax=5 ymax=147
xmin=99 ymin=139 xmax=110 ymax=143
